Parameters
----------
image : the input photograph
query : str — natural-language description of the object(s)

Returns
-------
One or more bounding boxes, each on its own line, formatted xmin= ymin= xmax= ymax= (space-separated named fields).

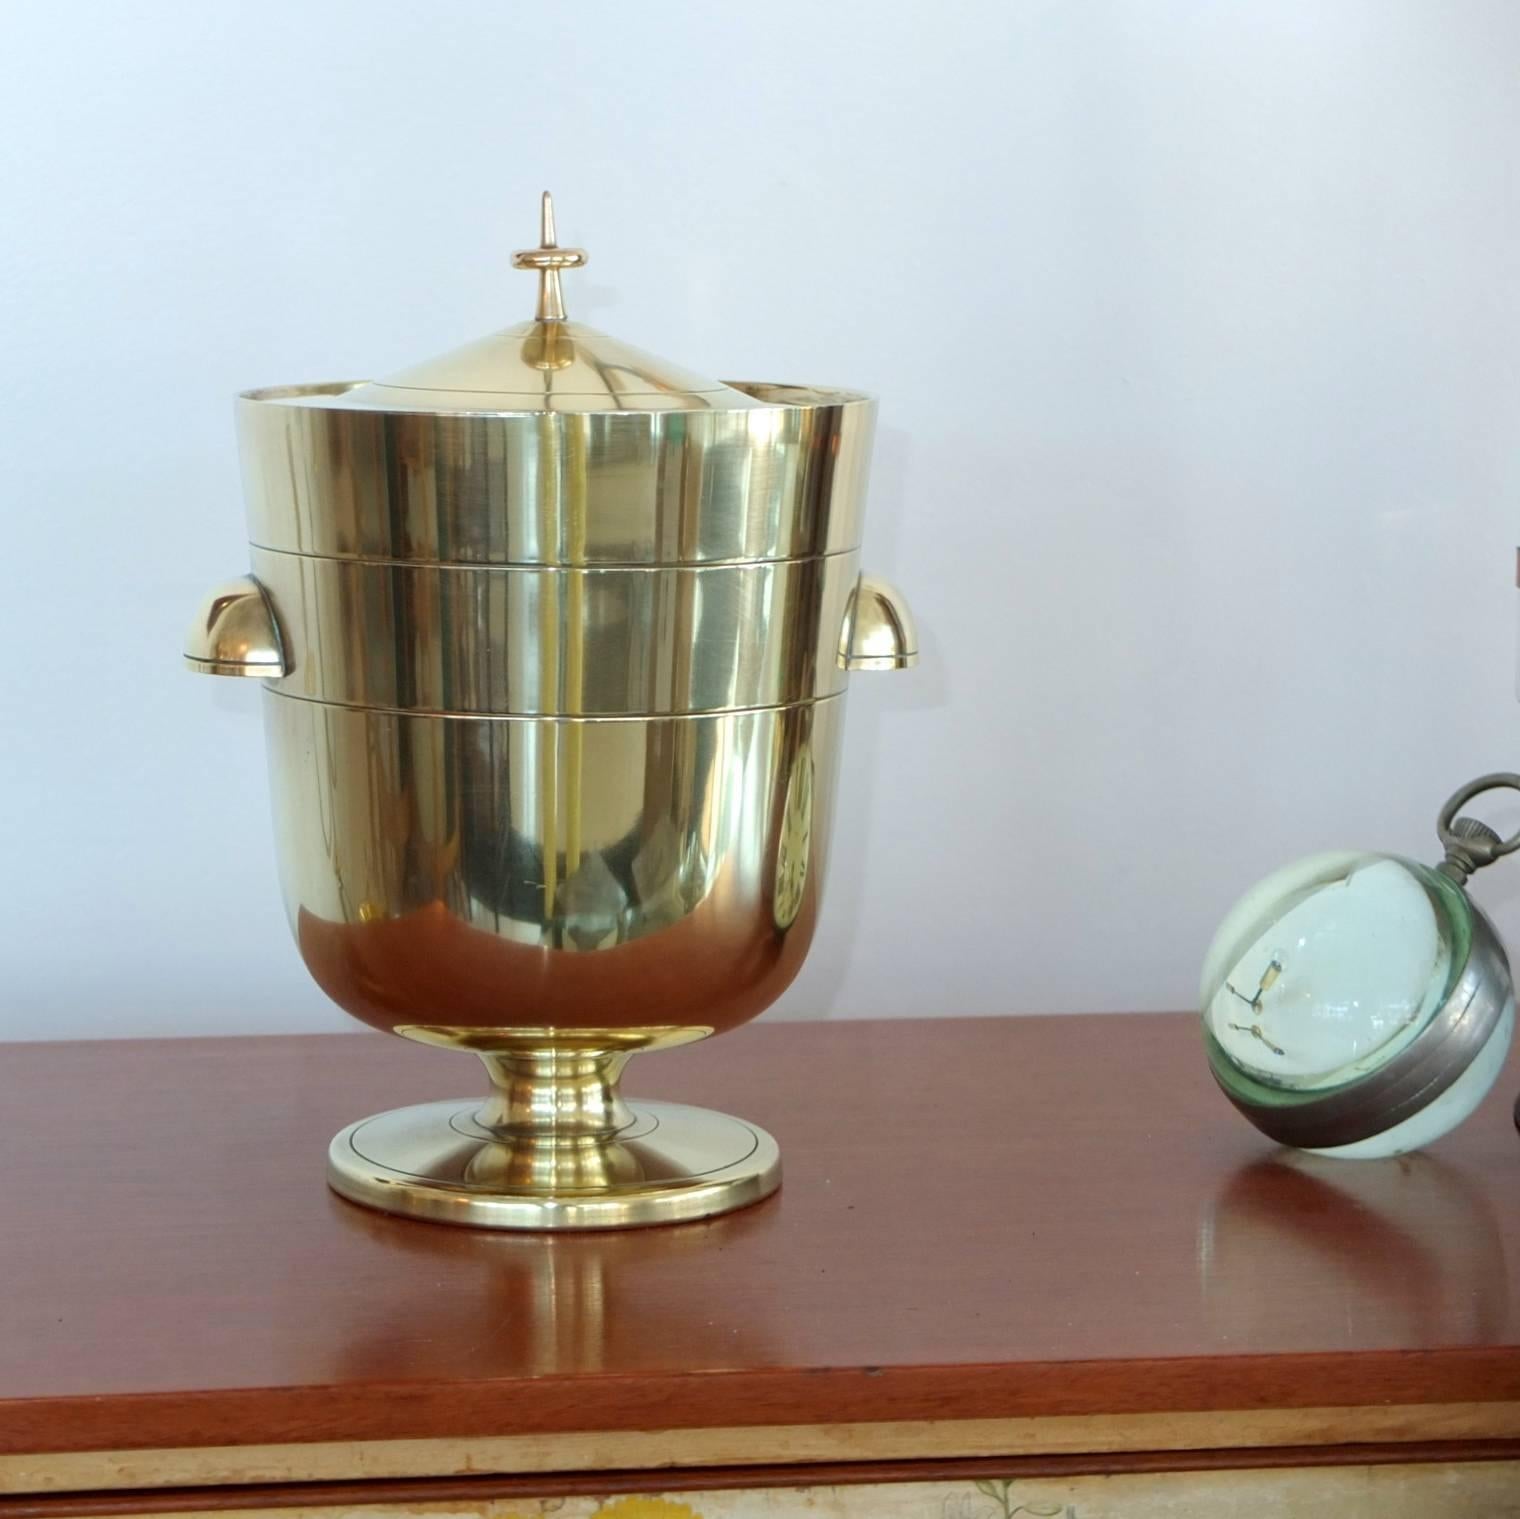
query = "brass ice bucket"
xmin=186 ymin=197 xmax=916 ymax=1228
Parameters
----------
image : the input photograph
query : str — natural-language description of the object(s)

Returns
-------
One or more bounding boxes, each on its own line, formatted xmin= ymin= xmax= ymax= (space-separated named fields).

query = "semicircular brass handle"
xmin=184 ymin=574 xmax=288 ymax=679
xmin=838 ymin=573 xmax=918 ymax=672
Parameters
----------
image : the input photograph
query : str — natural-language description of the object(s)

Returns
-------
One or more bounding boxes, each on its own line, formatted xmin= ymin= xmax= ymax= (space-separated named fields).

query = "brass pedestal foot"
xmin=327 ymin=1039 xmax=781 ymax=1230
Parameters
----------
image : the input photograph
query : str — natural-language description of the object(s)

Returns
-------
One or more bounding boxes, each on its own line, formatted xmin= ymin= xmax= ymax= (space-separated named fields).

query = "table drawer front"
xmin=119 ymin=1462 xmax=1520 ymax=1519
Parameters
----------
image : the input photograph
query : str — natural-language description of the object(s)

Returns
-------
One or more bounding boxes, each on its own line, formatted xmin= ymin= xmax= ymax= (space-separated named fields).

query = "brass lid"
xmin=330 ymin=193 xmax=759 ymax=415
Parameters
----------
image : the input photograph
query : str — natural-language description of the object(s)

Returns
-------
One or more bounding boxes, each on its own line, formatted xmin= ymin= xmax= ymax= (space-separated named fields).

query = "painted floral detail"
xmin=941 ymin=1479 xmax=1074 ymax=1519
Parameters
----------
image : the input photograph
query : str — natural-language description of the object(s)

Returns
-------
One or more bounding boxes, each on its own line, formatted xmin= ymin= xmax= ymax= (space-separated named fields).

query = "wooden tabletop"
xmin=2 ymin=1014 xmax=1519 ymax=1470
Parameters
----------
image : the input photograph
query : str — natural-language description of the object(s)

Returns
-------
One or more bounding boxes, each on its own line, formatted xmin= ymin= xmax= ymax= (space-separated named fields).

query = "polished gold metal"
xmin=510 ymin=190 xmax=588 ymax=323
xmin=395 ymin=1025 xmax=711 ymax=1054
xmin=328 ymin=1101 xmax=780 ymax=1229
xmin=237 ymin=383 xmax=858 ymax=549
xmin=263 ymin=696 xmax=842 ymax=1039
xmin=328 ymin=1023 xmax=777 ymax=1228
xmin=329 ymin=1077 xmax=780 ymax=1229
xmin=192 ymin=195 xmax=916 ymax=1229
xmin=839 ymin=574 xmax=919 ymax=671
xmin=183 ymin=575 xmax=286 ymax=678
xmin=250 ymin=545 xmax=861 ymax=715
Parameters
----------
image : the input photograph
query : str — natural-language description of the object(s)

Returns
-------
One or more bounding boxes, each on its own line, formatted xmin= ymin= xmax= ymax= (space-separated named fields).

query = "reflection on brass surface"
xmin=251 ymin=546 xmax=860 ymax=715
xmin=396 ymin=1025 xmax=711 ymax=1053
xmin=348 ymin=325 xmax=764 ymax=413
xmin=274 ymin=692 xmax=837 ymax=1227
xmin=328 ymin=1095 xmax=781 ymax=1229
xmin=772 ymin=742 xmax=813 ymax=931
xmin=182 ymin=575 xmax=286 ymax=678
xmin=270 ymin=697 xmax=839 ymax=1037
xmin=510 ymin=190 xmax=587 ymax=324
xmin=238 ymin=382 xmax=872 ymax=561
xmin=839 ymin=573 xmax=918 ymax=671
xmin=1200 ymin=1152 xmax=1507 ymax=1343
xmin=191 ymin=196 xmax=916 ymax=1227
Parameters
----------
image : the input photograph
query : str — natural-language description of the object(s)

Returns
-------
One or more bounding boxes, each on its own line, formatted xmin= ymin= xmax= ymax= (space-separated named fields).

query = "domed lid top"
xmin=328 ymin=193 xmax=760 ymax=415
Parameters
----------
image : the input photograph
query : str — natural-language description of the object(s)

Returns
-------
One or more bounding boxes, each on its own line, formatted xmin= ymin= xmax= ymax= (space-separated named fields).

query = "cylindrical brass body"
xmin=237 ymin=380 xmax=877 ymax=1045
xmin=265 ymin=696 xmax=839 ymax=1038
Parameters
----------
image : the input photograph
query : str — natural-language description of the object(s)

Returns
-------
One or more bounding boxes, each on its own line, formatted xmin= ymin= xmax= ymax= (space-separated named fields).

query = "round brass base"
xmin=327 ymin=1098 xmax=781 ymax=1230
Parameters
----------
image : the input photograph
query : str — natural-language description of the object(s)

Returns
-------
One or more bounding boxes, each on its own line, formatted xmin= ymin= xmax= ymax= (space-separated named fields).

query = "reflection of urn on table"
xmin=185 ymin=195 xmax=916 ymax=1229
xmin=327 ymin=1193 xmax=782 ymax=1381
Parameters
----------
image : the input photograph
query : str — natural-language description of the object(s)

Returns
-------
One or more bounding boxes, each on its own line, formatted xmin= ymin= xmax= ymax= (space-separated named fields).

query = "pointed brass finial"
xmin=511 ymin=191 xmax=588 ymax=322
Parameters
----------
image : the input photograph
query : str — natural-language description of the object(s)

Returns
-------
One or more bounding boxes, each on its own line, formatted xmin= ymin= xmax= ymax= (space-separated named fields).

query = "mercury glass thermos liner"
xmin=185 ymin=196 xmax=917 ymax=1229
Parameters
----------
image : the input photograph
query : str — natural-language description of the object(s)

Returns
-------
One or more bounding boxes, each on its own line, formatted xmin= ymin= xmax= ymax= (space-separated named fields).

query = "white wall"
xmin=4 ymin=0 xmax=1520 ymax=1040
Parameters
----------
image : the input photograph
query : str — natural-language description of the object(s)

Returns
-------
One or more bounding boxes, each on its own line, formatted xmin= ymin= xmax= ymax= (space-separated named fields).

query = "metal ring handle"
xmin=1436 ymin=772 xmax=1520 ymax=881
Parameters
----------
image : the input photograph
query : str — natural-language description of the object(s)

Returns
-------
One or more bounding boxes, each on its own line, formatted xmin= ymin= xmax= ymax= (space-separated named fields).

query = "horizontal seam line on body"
xmin=262 ymin=689 xmax=845 ymax=721
xmin=247 ymin=544 xmax=862 ymax=571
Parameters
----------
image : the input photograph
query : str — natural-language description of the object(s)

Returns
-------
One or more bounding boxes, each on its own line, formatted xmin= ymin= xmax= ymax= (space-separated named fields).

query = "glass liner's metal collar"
xmin=1206 ymin=775 xmax=1520 ymax=1151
